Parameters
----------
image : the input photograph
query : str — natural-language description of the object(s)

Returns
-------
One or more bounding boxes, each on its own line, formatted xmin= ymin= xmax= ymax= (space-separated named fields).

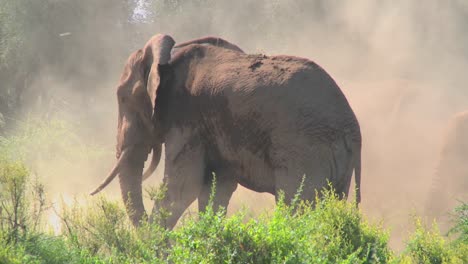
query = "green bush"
xmin=169 ymin=188 xmax=391 ymax=264
xmin=0 ymin=156 xmax=77 ymax=263
xmin=59 ymin=195 xmax=169 ymax=263
xmin=399 ymin=217 xmax=467 ymax=264
xmin=0 ymin=157 xmax=36 ymax=243
xmin=403 ymin=219 xmax=451 ymax=263
xmin=449 ymin=203 xmax=468 ymax=245
xmin=0 ymin=150 xmax=467 ymax=263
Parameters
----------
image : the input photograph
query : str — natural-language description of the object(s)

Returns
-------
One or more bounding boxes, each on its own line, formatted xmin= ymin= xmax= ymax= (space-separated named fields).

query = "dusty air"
xmin=0 ymin=1 xmax=466 ymax=262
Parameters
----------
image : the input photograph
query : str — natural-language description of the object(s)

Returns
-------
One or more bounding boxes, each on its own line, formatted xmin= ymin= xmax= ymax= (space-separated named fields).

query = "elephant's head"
xmin=90 ymin=34 xmax=175 ymax=225
xmin=90 ymin=34 xmax=244 ymax=225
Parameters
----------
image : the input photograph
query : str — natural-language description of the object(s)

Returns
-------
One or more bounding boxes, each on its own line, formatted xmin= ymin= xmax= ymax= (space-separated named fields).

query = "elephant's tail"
xmin=353 ymin=144 xmax=361 ymax=205
xmin=337 ymin=134 xmax=361 ymax=205
xmin=343 ymin=132 xmax=361 ymax=205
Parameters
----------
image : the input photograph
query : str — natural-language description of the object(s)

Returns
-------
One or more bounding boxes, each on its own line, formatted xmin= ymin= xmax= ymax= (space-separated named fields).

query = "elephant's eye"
xmin=120 ymin=97 xmax=126 ymax=104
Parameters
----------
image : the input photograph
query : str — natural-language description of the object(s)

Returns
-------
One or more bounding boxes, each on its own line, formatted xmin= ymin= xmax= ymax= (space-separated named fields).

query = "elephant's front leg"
xmin=151 ymin=145 xmax=206 ymax=229
xmin=198 ymin=167 xmax=238 ymax=213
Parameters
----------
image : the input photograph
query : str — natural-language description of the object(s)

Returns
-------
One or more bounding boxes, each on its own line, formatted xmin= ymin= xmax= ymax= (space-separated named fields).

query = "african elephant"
xmin=91 ymin=34 xmax=362 ymax=228
xmin=426 ymin=111 xmax=468 ymax=226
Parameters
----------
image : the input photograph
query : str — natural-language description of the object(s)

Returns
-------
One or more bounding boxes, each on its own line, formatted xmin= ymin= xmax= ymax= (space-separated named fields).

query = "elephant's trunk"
xmin=118 ymin=148 xmax=148 ymax=226
xmin=90 ymin=145 xmax=148 ymax=226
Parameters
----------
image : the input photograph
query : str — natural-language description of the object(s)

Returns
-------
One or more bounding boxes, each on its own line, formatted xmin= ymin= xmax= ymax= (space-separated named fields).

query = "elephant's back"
xmin=176 ymin=44 xmax=350 ymax=107
xmin=172 ymin=45 xmax=360 ymax=173
xmin=177 ymin=44 xmax=360 ymax=142
xmin=215 ymin=53 xmax=359 ymax=141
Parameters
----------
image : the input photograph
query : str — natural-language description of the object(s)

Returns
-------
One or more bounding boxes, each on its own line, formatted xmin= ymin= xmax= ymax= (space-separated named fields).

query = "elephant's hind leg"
xmin=198 ymin=167 xmax=238 ymax=213
xmin=273 ymin=151 xmax=332 ymax=205
xmin=322 ymin=140 xmax=354 ymax=200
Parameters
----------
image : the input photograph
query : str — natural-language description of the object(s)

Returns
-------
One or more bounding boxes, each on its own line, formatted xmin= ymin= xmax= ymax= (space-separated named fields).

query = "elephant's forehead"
xmin=119 ymin=50 xmax=144 ymax=83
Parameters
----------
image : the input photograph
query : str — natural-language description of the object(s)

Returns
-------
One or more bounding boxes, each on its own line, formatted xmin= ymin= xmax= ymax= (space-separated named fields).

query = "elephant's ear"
xmin=142 ymin=34 xmax=175 ymax=114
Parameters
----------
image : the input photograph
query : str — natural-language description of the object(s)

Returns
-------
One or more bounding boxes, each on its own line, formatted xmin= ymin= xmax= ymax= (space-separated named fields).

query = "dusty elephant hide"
xmin=91 ymin=34 xmax=362 ymax=228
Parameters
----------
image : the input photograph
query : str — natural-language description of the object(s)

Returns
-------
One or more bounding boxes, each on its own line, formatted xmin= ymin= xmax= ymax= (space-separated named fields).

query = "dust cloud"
xmin=8 ymin=0 xmax=468 ymax=249
xmin=142 ymin=0 xmax=468 ymax=248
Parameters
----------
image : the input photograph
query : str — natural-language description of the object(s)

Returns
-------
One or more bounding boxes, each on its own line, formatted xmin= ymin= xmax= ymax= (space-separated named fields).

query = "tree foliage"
xmin=0 ymin=0 xmax=138 ymax=131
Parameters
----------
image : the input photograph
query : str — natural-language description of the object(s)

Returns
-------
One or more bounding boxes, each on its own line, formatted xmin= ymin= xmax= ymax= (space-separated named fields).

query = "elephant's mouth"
xmin=90 ymin=148 xmax=131 ymax=195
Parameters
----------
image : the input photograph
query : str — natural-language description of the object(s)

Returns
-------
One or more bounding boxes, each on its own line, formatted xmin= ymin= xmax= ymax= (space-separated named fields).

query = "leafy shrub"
xmin=59 ymin=195 xmax=169 ymax=263
xmin=404 ymin=219 xmax=450 ymax=263
xmin=0 ymin=148 xmax=466 ymax=263
xmin=0 ymin=156 xmax=76 ymax=263
xmin=169 ymin=188 xmax=391 ymax=264
xmin=0 ymin=157 xmax=43 ymax=243
xmin=449 ymin=202 xmax=468 ymax=245
xmin=401 ymin=217 xmax=467 ymax=264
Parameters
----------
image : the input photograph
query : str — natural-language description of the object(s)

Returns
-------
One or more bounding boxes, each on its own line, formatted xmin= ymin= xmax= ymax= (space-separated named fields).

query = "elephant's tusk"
xmin=89 ymin=149 xmax=130 ymax=195
xmin=142 ymin=146 xmax=160 ymax=181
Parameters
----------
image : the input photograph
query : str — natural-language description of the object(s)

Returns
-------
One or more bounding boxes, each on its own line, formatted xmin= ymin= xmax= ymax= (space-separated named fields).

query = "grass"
xmin=0 ymin=160 xmax=466 ymax=263
xmin=0 ymin=119 xmax=467 ymax=263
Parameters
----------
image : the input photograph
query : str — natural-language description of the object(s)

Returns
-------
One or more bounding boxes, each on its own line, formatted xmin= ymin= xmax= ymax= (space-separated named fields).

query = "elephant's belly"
xmin=230 ymin=149 xmax=276 ymax=194
xmin=237 ymin=175 xmax=275 ymax=194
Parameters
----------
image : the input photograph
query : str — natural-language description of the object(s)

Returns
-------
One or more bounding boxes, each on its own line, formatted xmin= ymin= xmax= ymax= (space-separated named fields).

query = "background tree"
xmin=0 ymin=0 xmax=139 ymax=133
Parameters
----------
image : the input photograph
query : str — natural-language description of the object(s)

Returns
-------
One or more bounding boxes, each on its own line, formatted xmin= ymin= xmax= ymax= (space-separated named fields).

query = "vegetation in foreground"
xmin=0 ymin=120 xmax=466 ymax=263
xmin=0 ymin=157 xmax=466 ymax=263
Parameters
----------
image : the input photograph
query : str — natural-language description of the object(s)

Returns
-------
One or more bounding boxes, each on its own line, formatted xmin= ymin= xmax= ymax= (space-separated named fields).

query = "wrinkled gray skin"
xmin=91 ymin=34 xmax=362 ymax=228
xmin=426 ymin=111 xmax=468 ymax=226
